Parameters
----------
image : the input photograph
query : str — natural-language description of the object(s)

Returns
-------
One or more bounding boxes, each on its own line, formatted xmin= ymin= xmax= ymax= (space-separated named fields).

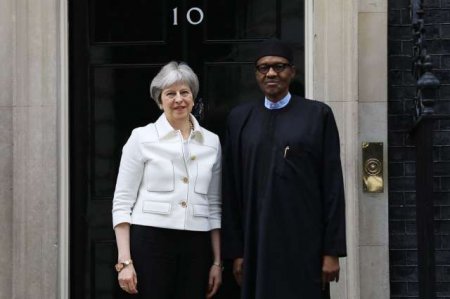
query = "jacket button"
xmin=182 ymin=177 xmax=189 ymax=183
xmin=180 ymin=201 xmax=187 ymax=208
xmin=191 ymin=155 xmax=196 ymax=161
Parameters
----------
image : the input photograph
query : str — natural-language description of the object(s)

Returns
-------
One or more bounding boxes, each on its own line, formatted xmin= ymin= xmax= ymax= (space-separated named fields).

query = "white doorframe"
xmin=305 ymin=0 xmax=314 ymax=99
xmin=311 ymin=0 xmax=362 ymax=298
xmin=58 ymin=0 xmax=70 ymax=298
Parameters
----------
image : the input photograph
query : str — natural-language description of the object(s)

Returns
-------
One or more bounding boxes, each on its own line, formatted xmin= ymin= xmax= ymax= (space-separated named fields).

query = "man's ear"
xmin=291 ymin=65 xmax=297 ymax=78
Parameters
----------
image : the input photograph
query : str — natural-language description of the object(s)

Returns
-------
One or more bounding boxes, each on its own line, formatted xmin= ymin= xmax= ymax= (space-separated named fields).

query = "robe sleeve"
xmin=321 ymin=107 xmax=347 ymax=257
xmin=221 ymin=121 xmax=244 ymax=259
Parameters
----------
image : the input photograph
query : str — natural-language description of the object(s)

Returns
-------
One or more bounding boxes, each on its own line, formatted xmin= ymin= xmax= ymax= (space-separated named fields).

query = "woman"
xmin=112 ymin=61 xmax=222 ymax=298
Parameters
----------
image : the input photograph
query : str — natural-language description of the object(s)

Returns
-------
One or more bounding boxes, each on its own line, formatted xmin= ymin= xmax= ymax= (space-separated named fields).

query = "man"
xmin=221 ymin=39 xmax=347 ymax=299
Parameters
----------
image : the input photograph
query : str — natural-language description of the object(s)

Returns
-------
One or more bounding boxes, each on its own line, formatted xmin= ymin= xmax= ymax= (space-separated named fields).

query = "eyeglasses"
xmin=255 ymin=63 xmax=292 ymax=74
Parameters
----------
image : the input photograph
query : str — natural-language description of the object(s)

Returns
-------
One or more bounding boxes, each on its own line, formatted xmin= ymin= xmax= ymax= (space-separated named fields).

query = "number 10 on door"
xmin=172 ymin=7 xmax=204 ymax=26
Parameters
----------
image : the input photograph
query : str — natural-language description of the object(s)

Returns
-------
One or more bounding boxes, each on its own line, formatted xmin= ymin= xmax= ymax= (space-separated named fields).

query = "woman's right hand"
xmin=118 ymin=264 xmax=138 ymax=294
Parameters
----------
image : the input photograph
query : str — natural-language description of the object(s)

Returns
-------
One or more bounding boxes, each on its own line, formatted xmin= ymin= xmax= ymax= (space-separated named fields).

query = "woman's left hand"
xmin=206 ymin=264 xmax=222 ymax=298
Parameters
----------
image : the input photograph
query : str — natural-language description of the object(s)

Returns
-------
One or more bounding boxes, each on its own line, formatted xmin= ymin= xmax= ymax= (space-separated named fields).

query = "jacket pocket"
xmin=285 ymin=145 xmax=307 ymax=159
xmin=142 ymin=200 xmax=172 ymax=215
xmin=146 ymin=160 xmax=175 ymax=192
xmin=192 ymin=204 xmax=209 ymax=217
xmin=194 ymin=162 xmax=212 ymax=194
xmin=277 ymin=144 xmax=320 ymax=180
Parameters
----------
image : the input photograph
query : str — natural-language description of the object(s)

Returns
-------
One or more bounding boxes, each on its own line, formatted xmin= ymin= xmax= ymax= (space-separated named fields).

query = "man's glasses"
xmin=255 ymin=63 xmax=292 ymax=74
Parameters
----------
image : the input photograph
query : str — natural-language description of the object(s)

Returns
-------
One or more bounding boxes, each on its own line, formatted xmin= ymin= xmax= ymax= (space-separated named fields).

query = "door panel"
xmin=70 ymin=1 xmax=304 ymax=298
xmin=205 ymin=1 xmax=278 ymax=40
xmin=91 ymin=65 xmax=161 ymax=198
xmin=91 ymin=0 xmax=167 ymax=43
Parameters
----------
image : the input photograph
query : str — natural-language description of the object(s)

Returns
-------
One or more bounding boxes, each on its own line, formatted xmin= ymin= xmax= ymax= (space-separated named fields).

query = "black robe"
xmin=222 ymin=95 xmax=347 ymax=299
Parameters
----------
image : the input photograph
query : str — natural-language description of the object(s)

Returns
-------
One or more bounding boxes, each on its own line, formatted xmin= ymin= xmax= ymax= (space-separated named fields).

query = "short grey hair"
xmin=150 ymin=61 xmax=199 ymax=108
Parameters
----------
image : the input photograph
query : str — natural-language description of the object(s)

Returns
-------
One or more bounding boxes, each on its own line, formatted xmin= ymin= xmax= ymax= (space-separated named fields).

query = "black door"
xmin=70 ymin=1 xmax=304 ymax=298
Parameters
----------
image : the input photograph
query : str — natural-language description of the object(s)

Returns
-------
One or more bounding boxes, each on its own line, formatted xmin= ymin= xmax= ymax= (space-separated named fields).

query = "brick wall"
xmin=389 ymin=0 xmax=450 ymax=298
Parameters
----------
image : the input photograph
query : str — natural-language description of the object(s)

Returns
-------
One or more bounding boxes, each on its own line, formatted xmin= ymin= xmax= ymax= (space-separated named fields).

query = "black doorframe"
xmin=69 ymin=0 xmax=90 ymax=297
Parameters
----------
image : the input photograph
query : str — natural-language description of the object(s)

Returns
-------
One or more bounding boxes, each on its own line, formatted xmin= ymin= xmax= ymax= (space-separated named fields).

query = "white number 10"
xmin=172 ymin=7 xmax=204 ymax=26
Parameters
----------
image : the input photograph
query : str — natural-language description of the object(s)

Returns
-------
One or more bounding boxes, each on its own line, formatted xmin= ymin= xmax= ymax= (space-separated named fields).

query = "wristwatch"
xmin=115 ymin=259 xmax=133 ymax=273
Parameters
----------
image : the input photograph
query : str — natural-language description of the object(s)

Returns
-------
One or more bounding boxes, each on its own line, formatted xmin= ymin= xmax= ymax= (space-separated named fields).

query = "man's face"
xmin=255 ymin=56 xmax=296 ymax=102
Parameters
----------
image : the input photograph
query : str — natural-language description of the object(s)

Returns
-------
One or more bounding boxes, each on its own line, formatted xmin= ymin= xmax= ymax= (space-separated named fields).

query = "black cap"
xmin=255 ymin=38 xmax=294 ymax=64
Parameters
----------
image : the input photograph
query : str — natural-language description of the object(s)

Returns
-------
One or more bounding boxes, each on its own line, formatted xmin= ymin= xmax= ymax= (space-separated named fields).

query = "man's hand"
xmin=233 ymin=258 xmax=244 ymax=286
xmin=322 ymin=255 xmax=340 ymax=288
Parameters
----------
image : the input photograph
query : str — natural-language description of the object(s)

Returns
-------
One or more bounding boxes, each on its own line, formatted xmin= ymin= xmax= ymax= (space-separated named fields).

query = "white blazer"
xmin=112 ymin=114 xmax=221 ymax=231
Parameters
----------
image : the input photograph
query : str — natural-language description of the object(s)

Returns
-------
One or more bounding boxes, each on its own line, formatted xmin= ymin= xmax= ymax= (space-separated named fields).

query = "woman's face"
xmin=160 ymin=82 xmax=194 ymax=124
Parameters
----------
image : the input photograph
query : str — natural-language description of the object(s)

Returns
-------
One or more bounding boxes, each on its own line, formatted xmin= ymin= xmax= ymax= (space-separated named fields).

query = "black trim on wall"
xmin=388 ymin=0 xmax=450 ymax=298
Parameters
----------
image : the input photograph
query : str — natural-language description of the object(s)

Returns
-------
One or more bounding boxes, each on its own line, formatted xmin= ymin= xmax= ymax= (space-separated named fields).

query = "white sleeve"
xmin=207 ymin=139 xmax=222 ymax=230
xmin=111 ymin=129 xmax=145 ymax=228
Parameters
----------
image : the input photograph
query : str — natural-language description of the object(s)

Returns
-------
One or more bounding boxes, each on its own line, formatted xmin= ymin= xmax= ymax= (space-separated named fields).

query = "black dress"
xmin=222 ymin=95 xmax=347 ymax=299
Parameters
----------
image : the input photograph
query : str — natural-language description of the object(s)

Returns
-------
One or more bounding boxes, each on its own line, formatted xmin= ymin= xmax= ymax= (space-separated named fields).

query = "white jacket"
xmin=112 ymin=114 xmax=221 ymax=231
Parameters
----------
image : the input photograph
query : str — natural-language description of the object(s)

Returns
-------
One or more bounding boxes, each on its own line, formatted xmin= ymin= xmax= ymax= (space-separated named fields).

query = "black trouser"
xmin=128 ymin=225 xmax=211 ymax=299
